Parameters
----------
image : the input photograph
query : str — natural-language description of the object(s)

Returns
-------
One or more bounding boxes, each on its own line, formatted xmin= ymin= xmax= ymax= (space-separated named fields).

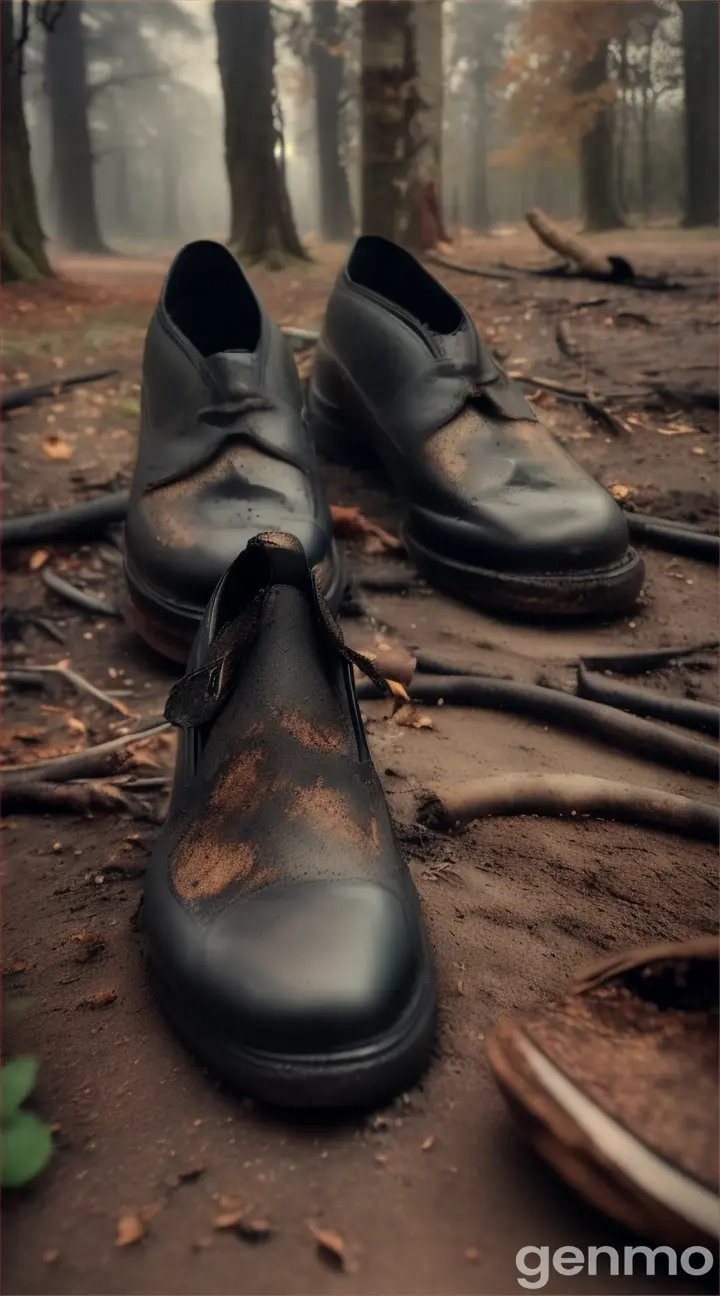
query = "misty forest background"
xmin=1 ymin=0 xmax=718 ymax=284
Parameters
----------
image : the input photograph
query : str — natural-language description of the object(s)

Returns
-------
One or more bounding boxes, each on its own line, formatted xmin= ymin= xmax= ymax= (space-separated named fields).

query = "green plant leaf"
xmin=2 ymin=1111 xmax=52 ymax=1188
xmin=1 ymin=1058 xmax=37 ymax=1120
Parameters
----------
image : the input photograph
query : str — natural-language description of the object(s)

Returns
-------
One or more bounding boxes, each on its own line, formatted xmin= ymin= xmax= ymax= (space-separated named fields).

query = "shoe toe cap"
xmin=148 ymin=881 xmax=423 ymax=1055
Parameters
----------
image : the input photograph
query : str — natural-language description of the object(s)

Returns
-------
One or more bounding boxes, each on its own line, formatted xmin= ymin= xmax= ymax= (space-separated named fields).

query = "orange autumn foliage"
xmin=494 ymin=0 xmax=656 ymax=165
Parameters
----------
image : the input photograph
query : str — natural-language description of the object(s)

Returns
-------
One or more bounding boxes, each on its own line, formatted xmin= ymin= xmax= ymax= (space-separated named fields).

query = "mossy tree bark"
xmin=311 ymin=0 xmax=354 ymax=242
xmin=1 ymin=0 xmax=54 ymax=283
xmin=360 ymin=0 xmax=446 ymax=251
xmin=214 ymin=0 xmax=308 ymax=267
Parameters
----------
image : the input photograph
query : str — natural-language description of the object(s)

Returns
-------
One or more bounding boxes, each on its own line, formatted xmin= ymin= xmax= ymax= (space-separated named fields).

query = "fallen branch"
xmin=1 ymin=720 xmax=170 ymax=787
xmin=354 ymin=676 xmax=718 ymax=779
xmin=577 ymin=665 xmax=719 ymax=736
xmin=423 ymin=253 xmax=517 ymax=282
xmin=653 ymin=385 xmax=719 ymax=411
xmin=1 ymin=663 xmax=131 ymax=716
xmin=1 ymin=779 xmax=150 ymax=817
xmin=1 ymin=490 xmax=130 ymax=547
xmin=580 ymin=642 xmax=719 ymax=675
xmin=42 ymin=568 xmax=122 ymax=618
xmin=418 ymin=774 xmax=719 ymax=843
xmin=526 ymin=208 xmax=624 ymax=279
xmin=625 ymin=514 xmax=719 ymax=564
xmin=525 ymin=208 xmax=685 ymax=292
xmin=1 ymin=368 xmax=119 ymax=414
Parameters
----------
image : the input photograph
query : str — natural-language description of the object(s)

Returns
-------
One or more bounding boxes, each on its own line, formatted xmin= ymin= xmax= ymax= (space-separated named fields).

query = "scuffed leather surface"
xmin=126 ymin=243 xmax=333 ymax=612
xmin=144 ymin=539 xmax=429 ymax=1055
xmin=310 ymin=236 xmax=631 ymax=575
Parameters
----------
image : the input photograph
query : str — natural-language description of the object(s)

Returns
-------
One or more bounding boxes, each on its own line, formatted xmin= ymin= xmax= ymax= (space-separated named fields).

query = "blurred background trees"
xmin=2 ymin=0 xmax=717 ymax=282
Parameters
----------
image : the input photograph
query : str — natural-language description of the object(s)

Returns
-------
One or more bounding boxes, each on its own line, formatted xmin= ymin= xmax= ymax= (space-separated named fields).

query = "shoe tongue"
xmin=205 ymin=349 xmax=260 ymax=399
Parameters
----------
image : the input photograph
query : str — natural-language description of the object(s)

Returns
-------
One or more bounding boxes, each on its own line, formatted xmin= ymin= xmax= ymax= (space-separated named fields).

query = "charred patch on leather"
xmin=172 ymin=748 xmax=263 ymax=898
xmin=278 ymin=709 xmax=343 ymax=752
xmin=287 ymin=777 xmax=375 ymax=850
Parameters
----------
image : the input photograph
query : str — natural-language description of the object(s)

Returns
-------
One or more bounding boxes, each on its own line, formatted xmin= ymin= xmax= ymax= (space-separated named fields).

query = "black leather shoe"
xmin=125 ymin=241 xmax=343 ymax=662
xmin=143 ymin=532 xmax=437 ymax=1107
xmin=307 ymin=236 xmax=644 ymax=617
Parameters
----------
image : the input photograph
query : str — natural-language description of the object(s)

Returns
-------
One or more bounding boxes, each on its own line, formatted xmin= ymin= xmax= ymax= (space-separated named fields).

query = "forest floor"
xmin=2 ymin=226 xmax=718 ymax=1296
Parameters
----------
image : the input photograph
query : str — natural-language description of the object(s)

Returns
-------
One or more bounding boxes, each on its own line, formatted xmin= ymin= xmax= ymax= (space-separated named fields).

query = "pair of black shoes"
xmin=127 ymin=238 xmax=644 ymax=1108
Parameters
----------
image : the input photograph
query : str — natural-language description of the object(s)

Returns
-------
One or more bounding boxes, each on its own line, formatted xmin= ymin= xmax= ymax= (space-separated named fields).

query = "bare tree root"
xmin=418 ymin=773 xmax=719 ymax=843
xmin=354 ymin=676 xmax=719 ymax=779
xmin=577 ymin=665 xmax=719 ymax=736
xmin=2 ymin=779 xmax=152 ymax=817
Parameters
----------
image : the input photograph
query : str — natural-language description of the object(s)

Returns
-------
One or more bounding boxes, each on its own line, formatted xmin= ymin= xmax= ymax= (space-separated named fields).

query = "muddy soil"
xmin=2 ymin=230 xmax=718 ymax=1296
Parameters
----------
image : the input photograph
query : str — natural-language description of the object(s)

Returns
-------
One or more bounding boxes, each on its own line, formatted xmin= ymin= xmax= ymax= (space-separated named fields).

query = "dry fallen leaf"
xmin=115 ymin=1213 xmax=145 ymax=1247
xmin=421 ymin=1135 xmax=436 ymax=1151
xmin=393 ymin=704 xmax=434 ymax=730
xmin=609 ymin=483 xmax=630 ymax=501
xmin=71 ymin=930 xmax=105 ymax=962
xmin=79 ymin=989 xmax=117 ymax=1009
xmin=214 ymin=1211 xmax=246 ymax=1230
xmin=235 ymin=1217 xmax=273 ymax=1242
xmin=29 ymin=549 xmax=50 ymax=570
xmin=42 ymin=435 xmax=72 ymax=461
xmin=691 ymin=445 xmax=707 ymax=456
xmin=656 ymin=425 xmax=694 ymax=436
xmin=308 ymin=1222 xmax=351 ymax=1272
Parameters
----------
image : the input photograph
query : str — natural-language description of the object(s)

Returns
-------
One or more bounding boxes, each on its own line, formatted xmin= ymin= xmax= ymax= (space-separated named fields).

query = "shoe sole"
xmin=148 ymin=954 xmax=438 ymax=1109
xmin=488 ymin=1021 xmax=718 ymax=1247
xmin=308 ymin=393 xmax=645 ymax=618
xmin=125 ymin=541 xmax=346 ymax=666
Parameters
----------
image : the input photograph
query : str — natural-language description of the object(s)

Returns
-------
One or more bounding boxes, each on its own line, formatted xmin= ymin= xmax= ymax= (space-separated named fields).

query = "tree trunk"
xmin=681 ymin=0 xmax=719 ymax=227
xmin=214 ymin=0 xmax=307 ymax=266
xmin=1 ymin=0 xmax=54 ymax=282
xmin=161 ymin=138 xmax=182 ymax=243
xmin=311 ymin=0 xmax=354 ymax=241
xmin=576 ymin=38 xmax=626 ymax=232
xmin=360 ymin=0 xmax=447 ymax=251
xmin=616 ymin=35 xmax=629 ymax=216
xmin=469 ymin=76 xmax=490 ymax=233
xmin=44 ymin=0 xmax=106 ymax=253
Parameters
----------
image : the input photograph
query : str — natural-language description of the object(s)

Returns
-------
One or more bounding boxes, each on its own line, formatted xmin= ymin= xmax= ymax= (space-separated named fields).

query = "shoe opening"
xmin=164 ymin=241 xmax=262 ymax=356
xmin=347 ymin=235 xmax=463 ymax=334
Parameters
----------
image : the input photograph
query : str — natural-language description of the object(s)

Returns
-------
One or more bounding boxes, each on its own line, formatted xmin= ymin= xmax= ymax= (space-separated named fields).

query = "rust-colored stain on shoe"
xmin=174 ymin=839 xmax=256 ymax=899
xmin=424 ymin=406 xmax=477 ymax=481
xmin=172 ymin=749 xmax=264 ymax=897
xmin=287 ymin=778 xmax=368 ymax=848
xmin=523 ymin=985 xmax=719 ymax=1191
xmin=370 ymin=816 xmax=381 ymax=851
xmin=143 ymin=448 xmax=297 ymax=548
xmin=279 ymin=710 xmax=342 ymax=752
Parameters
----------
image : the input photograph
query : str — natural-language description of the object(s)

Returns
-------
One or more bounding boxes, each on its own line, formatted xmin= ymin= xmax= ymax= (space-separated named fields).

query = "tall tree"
xmin=500 ymin=2 xmax=654 ymax=231
xmin=214 ymin=0 xmax=307 ymax=265
xmin=1 ymin=0 xmax=55 ymax=281
xmin=449 ymin=1 xmax=509 ymax=234
xmin=44 ymin=0 xmax=106 ymax=252
xmin=311 ymin=0 xmax=354 ymax=241
xmin=360 ymin=0 xmax=446 ymax=250
xmin=680 ymin=0 xmax=719 ymax=226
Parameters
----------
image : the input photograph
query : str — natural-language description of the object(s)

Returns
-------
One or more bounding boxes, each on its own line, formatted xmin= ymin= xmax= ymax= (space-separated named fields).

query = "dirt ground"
xmin=1 ymin=228 xmax=718 ymax=1296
